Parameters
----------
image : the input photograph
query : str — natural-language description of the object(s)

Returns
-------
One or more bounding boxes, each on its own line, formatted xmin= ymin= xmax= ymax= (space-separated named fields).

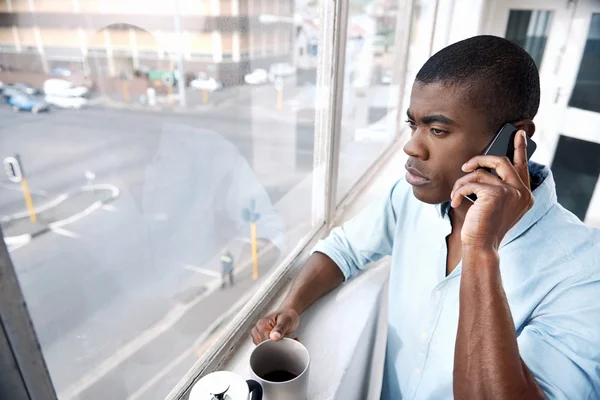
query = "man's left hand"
xmin=450 ymin=130 xmax=534 ymax=250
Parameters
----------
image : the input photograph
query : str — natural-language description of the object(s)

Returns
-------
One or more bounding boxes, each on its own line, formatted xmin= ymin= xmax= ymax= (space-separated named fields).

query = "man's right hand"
xmin=250 ymin=308 xmax=300 ymax=344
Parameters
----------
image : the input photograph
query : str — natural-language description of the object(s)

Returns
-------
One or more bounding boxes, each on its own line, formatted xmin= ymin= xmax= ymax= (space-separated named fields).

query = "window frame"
xmin=0 ymin=226 xmax=57 ymax=400
xmin=0 ymin=0 xmax=416 ymax=398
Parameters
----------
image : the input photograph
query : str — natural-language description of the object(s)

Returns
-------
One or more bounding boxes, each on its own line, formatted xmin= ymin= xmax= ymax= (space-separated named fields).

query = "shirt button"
xmin=421 ymin=332 xmax=429 ymax=340
xmin=438 ymin=242 xmax=444 ymax=250
xmin=415 ymin=368 xmax=421 ymax=375
xmin=435 ymin=290 xmax=441 ymax=298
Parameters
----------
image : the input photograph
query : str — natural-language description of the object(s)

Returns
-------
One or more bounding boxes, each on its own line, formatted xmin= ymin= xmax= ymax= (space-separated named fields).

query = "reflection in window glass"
xmin=504 ymin=9 xmax=553 ymax=68
xmin=568 ymin=13 xmax=600 ymax=113
xmin=0 ymin=1 xmax=323 ymax=398
xmin=336 ymin=0 xmax=403 ymax=203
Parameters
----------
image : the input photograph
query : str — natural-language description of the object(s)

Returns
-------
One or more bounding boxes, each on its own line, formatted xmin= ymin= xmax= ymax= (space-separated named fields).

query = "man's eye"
xmin=431 ymin=128 xmax=446 ymax=136
xmin=405 ymin=119 xmax=416 ymax=129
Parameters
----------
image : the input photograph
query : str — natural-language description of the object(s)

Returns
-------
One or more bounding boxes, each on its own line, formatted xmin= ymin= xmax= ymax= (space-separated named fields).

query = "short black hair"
xmin=415 ymin=35 xmax=540 ymax=133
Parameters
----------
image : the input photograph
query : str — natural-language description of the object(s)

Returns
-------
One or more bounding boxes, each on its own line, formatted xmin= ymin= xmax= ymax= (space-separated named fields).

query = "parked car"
xmin=190 ymin=76 xmax=222 ymax=92
xmin=3 ymin=86 xmax=21 ymax=100
xmin=45 ymin=95 xmax=87 ymax=109
xmin=49 ymin=67 xmax=72 ymax=77
xmin=7 ymin=82 xmax=39 ymax=95
xmin=269 ymin=63 xmax=296 ymax=81
xmin=244 ymin=69 xmax=269 ymax=85
xmin=0 ymin=80 xmax=4 ymax=94
xmin=43 ymin=79 xmax=89 ymax=98
xmin=8 ymin=93 xmax=49 ymax=114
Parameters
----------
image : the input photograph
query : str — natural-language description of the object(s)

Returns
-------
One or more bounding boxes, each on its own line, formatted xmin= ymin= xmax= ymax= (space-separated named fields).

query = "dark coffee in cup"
xmin=261 ymin=370 xmax=298 ymax=382
xmin=250 ymin=338 xmax=310 ymax=399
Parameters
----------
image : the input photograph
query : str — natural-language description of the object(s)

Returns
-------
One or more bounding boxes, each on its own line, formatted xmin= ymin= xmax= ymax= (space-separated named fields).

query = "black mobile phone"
xmin=466 ymin=123 xmax=537 ymax=201
xmin=483 ymin=123 xmax=537 ymax=167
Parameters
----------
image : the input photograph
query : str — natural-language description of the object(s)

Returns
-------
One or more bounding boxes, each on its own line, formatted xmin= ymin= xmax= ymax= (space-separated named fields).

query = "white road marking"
xmin=1 ymin=193 xmax=69 ymax=222
xmin=5 ymin=234 xmax=32 ymax=252
xmin=183 ymin=264 xmax=220 ymax=278
xmin=0 ymin=182 xmax=48 ymax=196
xmin=101 ymin=204 xmax=117 ymax=212
xmin=50 ymin=227 xmax=80 ymax=239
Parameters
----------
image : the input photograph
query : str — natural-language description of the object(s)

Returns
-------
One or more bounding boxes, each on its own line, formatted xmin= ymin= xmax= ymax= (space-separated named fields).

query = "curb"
xmin=4 ymin=184 xmax=120 ymax=250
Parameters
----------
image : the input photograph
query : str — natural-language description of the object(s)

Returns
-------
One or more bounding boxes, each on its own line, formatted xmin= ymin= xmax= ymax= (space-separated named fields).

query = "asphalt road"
xmin=0 ymin=85 xmax=316 ymax=400
xmin=0 ymin=77 xmax=394 ymax=399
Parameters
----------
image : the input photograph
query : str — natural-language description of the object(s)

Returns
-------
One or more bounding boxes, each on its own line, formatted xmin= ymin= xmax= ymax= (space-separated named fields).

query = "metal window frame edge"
xmin=0 ymin=226 xmax=58 ymax=400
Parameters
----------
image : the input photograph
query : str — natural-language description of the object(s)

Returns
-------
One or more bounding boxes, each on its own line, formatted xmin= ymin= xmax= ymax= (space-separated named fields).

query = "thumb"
xmin=269 ymin=313 xmax=292 ymax=341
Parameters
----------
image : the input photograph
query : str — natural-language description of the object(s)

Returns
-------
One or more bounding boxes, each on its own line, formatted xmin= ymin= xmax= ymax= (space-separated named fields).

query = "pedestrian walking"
xmin=220 ymin=250 xmax=234 ymax=289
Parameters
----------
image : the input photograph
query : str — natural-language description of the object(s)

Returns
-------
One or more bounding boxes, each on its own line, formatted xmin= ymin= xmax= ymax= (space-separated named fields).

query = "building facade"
xmin=0 ymin=0 xmax=295 ymax=84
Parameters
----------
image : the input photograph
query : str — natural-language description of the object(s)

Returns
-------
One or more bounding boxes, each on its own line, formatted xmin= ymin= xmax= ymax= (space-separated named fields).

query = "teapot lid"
xmin=189 ymin=371 xmax=250 ymax=400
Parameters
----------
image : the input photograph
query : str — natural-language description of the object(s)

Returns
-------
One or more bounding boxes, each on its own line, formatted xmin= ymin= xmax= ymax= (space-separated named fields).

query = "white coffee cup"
xmin=249 ymin=338 xmax=310 ymax=400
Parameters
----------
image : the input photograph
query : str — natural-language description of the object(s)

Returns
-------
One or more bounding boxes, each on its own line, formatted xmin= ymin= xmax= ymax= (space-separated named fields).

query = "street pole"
xmin=251 ymin=222 xmax=259 ymax=280
xmin=173 ymin=0 xmax=187 ymax=107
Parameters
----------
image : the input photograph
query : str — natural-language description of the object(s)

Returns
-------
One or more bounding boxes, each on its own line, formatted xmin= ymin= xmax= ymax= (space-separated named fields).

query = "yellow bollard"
xmin=20 ymin=177 xmax=37 ymax=223
xmin=251 ymin=222 xmax=259 ymax=280
xmin=203 ymin=88 xmax=209 ymax=104
xmin=277 ymin=88 xmax=283 ymax=111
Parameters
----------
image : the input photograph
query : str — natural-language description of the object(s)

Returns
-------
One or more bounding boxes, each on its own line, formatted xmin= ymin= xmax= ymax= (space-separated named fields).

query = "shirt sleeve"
xmin=311 ymin=180 xmax=401 ymax=280
xmin=518 ymin=268 xmax=600 ymax=399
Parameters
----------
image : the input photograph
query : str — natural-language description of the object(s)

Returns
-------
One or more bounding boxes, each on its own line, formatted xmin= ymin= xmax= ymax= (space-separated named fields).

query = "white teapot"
xmin=190 ymin=371 xmax=262 ymax=400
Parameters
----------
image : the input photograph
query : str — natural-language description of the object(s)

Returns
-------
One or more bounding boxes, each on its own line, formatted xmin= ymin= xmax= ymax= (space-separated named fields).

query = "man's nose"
xmin=403 ymin=131 xmax=428 ymax=160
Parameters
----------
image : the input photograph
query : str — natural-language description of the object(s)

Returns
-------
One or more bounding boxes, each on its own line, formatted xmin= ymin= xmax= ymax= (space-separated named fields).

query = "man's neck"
xmin=448 ymin=201 xmax=471 ymax=230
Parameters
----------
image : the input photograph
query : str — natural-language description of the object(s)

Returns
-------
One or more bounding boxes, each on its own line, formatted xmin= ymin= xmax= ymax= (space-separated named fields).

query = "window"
xmin=336 ymin=0 xmax=405 ymax=202
xmin=0 ymin=0 xmax=405 ymax=398
xmin=504 ymin=9 xmax=554 ymax=68
xmin=568 ymin=13 xmax=600 ymax=113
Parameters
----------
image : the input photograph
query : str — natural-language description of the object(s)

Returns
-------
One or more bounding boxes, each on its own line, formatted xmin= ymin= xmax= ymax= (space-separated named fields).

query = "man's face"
xmin=403 ymin=82 xmax=494 ymax=204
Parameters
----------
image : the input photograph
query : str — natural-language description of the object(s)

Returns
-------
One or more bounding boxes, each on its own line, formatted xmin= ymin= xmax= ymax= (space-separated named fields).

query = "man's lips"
xmin=405 ymin=165 xmax=431 ymax=186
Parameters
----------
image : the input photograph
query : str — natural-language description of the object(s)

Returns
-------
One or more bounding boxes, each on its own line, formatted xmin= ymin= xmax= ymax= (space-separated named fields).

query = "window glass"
xmin=504 ymin=9 xmax=554 ymax=68
xmin=336 ymin=0 xmax=405 ymax=202
xmin=568 ymin=13 xmax=600 ymax=113
xmin=0 ymin=1 xmax=324 ymax=398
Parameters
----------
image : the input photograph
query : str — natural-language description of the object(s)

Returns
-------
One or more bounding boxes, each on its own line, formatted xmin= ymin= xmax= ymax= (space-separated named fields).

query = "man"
xmin=251 ymin=35 xmax=600 ymax=399
xmin=221 ymin=249 xmax=235 ymax=289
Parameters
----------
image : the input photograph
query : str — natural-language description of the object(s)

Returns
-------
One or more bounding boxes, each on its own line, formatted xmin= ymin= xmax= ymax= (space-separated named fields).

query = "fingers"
xmin=251 ymin=317 xmax=276 ymax=345
xmin=270 ymin=313 xmax=293 ymax=341
xmin=250 ymin=312 xmax=297 ymax=345
xmin=512 ymin=130 xmax=530 ymax=188
xmin=451 ymin=169 xmax=500 ymax=201
xmin=462 ymin=155 xmax=524 ymax=188
xmin=451 ymin=182 xmax=502 ymax=208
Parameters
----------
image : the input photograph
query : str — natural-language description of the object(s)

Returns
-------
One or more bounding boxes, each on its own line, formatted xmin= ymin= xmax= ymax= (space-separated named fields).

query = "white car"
xmin=244 ymin=69 xmax=269 ymax=85
xmin=43 ymin=79 xmax=89 ymax=98
xmin=45 ymin=95 xmax=88 ymax=109
xmin=190 ymin=77 xmax=222 ymax=92
xmin=269 ymin=63 xmax=296 ymax=81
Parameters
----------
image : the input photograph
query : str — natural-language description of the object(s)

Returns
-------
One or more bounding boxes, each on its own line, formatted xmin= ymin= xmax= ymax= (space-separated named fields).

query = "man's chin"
xmin=411 ymin=186 xmax=446 ymax=205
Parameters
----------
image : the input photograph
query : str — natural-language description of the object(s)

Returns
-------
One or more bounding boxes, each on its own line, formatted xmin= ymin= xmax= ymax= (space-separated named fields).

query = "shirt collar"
xmin=433 ymin=162 xmax=556 ymax=244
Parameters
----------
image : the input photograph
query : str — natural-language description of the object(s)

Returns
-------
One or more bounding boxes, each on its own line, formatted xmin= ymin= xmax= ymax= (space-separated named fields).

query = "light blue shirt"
xmin=313 ymin=164 xmax=600 ymax=399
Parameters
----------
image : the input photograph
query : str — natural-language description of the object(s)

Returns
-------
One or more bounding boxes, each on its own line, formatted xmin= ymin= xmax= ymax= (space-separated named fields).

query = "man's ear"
xmin=513 ymin=120 xmax=536 ymax=137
